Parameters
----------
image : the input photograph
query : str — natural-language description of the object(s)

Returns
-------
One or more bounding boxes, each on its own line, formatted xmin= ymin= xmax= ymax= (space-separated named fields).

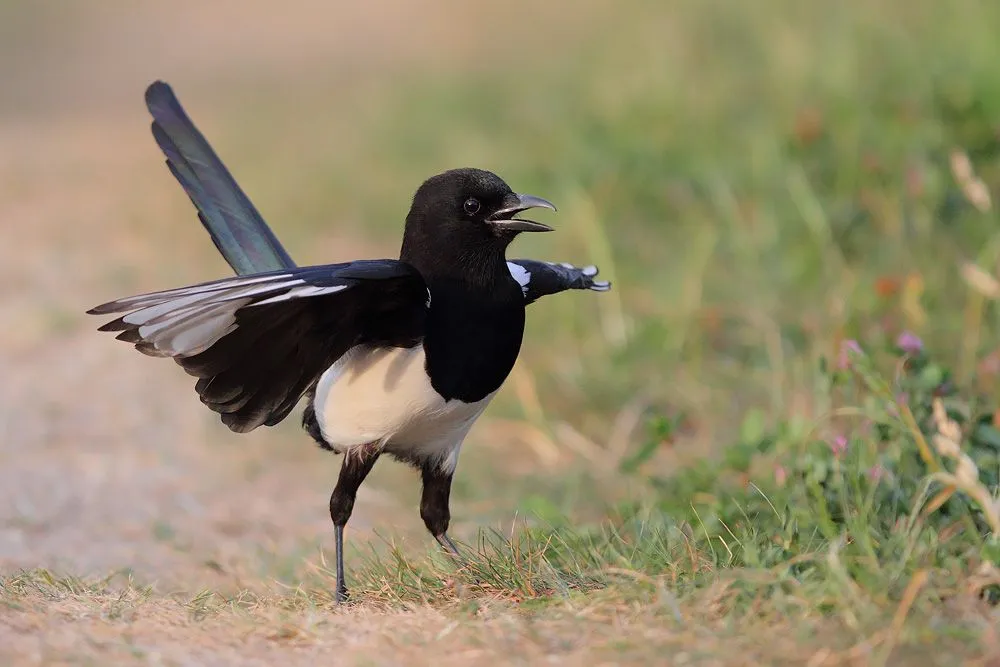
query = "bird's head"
xmin=401 ymin=168 xmax=555 ymax=275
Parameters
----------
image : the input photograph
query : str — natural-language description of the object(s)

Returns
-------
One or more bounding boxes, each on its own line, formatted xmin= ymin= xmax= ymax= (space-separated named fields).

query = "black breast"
xmin=422 ymin=281 xmax=526 ymax=403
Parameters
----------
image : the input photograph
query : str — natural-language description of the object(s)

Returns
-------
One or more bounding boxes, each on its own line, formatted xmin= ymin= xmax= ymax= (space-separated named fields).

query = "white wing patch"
xmin=122 ymin=291 xmax=224 ymax=326
xmin=150 ymin=305 xmax=245 ymax=357
xmin=122 ymin=280 xmax=304 ymax=327
xmin=507 ymin=261 xmax=531 ymax=295
xmin=250 ymin=284 xmax=347 ymax=306
xmin=107 ymin=273 xmax=296 ymax=312
xmin=97 ymin=273 xmax=347 ymax=358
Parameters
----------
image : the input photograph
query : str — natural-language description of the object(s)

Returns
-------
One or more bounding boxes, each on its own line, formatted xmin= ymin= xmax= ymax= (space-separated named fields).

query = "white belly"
xmin=313 ymin=344 xmax=496 ymax=472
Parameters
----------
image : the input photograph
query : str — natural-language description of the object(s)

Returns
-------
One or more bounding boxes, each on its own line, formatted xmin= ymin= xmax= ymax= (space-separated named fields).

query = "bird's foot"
xmin=435 ymin=533 xmax=483 ymax=588
xmin=435 ymin=532 xmax=463 ymax=560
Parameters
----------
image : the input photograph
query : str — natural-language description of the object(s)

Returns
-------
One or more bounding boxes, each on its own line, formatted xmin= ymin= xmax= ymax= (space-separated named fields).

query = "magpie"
xmin=88 ymin=81 xmax=610 ymax=603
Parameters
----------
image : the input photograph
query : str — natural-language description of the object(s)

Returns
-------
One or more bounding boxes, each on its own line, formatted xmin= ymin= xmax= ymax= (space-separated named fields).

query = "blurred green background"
xmin=3 ymin=0 xmax=1000 ymax=582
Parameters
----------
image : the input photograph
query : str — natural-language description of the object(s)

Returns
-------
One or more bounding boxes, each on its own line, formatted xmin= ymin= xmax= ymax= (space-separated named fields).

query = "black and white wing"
xmin=506 ymin=259 xmax=611 ymax=305
xmin=88 ymin=260 xmax=427 ymax=433
xmin=145 ymin=81 xmax=296 ymax=275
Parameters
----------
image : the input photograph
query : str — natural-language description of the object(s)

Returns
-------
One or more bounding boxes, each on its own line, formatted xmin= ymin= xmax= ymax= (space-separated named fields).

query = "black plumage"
xmin=88 ymin=81 xmax=610 ymax=603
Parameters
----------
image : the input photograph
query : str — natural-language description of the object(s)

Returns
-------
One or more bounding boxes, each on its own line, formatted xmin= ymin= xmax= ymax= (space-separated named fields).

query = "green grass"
xmin=311 ymin=340 xmax=997 ymax=663
xmin=276 ymin=0 xmax=1000 ymax=659
xmin=6 ymin=0 xmax=1000 ymax=663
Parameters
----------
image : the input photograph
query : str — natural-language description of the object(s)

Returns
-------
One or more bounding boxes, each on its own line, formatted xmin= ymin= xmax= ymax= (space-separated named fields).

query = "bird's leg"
xmin=419 ymin=463 xmax=463 ymax=561
xmin=329 ymin=449 xmax=380 ymax=604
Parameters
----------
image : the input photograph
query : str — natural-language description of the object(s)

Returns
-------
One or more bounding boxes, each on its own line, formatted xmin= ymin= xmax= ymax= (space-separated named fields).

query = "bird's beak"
xmin=487 ymin=193 xmax=556 ymax=233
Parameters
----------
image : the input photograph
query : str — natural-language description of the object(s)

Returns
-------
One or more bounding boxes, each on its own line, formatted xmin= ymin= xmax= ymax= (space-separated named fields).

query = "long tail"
xmin=145 ymin=81 xmax=297 ymax=275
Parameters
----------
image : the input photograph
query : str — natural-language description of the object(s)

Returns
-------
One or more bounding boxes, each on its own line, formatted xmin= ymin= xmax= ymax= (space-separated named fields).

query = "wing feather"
xmin=506 ymin=259 xmax=611 ymax=304
xmin=145 ymin=81 xmax=296 ymax=275
xmin=88 ymin=260 xmax=427 ymax=432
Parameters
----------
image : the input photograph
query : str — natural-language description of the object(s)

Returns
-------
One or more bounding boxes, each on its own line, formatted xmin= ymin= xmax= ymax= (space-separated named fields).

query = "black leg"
xmin=329 ymin=450 xmax=380 ymax=604
xmin=420 ymin=463 xmax=463 ymax=559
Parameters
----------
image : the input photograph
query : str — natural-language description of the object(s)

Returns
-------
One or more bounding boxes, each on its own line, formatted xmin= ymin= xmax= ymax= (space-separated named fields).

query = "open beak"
xmin=487 ymin=193 xmax=556 ymax=233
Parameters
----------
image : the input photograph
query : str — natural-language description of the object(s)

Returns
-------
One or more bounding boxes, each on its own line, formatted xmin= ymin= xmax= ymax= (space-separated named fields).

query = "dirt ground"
xmin=0 ymin=3 xmax=614 ymax=664
xmin=1 ymin=0 xmax=422 ymax=587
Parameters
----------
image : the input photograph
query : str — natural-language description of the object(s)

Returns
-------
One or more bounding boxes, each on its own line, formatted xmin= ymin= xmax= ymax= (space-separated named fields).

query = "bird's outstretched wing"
xmin=506 ymin=260 xmax=611 ymax=305
xmin=88 ymin=260 xmax=427 ymax=433
xmin=145 ymin=80 xmax=296 ymax=275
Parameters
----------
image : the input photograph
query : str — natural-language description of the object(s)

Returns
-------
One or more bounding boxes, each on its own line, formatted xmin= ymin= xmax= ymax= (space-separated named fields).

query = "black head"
xmin=400 ymin=168 xmax=555 ymax=278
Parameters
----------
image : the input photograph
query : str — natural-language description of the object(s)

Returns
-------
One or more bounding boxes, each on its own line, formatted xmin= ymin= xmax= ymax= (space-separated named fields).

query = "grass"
xmin=5 ymin=0 xmax=1000 ymax=664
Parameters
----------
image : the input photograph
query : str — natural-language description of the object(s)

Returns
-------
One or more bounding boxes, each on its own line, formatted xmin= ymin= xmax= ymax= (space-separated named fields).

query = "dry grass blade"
xmin=926 ymin=398 xmax=1000 ymax=535
xmin=960 ymin=262 xmax=1000 ymax=299
xmin=950 ymin=150 xmax=993 ymax=213
xmin=871 ymin=569 xmax=929 ymax=667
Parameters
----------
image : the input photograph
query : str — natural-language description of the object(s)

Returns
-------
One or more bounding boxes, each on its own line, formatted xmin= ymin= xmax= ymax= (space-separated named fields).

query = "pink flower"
xmin=896 ymin=331 xmax=924 ymax=355
xmin=837 ymin=339 xmax=863 ymax=369
xmin=829 ymin=435 xmax=848 ymax=458
xmin=774 ymin=465 xmax=788 ymax=486
xmin=868 ymin=464 xmax=885 ymax=482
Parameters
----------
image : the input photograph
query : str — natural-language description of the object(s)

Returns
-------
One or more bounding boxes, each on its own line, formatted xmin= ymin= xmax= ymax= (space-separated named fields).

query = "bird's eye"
xmin=463 ymin=198 xmax=481 ymax=216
